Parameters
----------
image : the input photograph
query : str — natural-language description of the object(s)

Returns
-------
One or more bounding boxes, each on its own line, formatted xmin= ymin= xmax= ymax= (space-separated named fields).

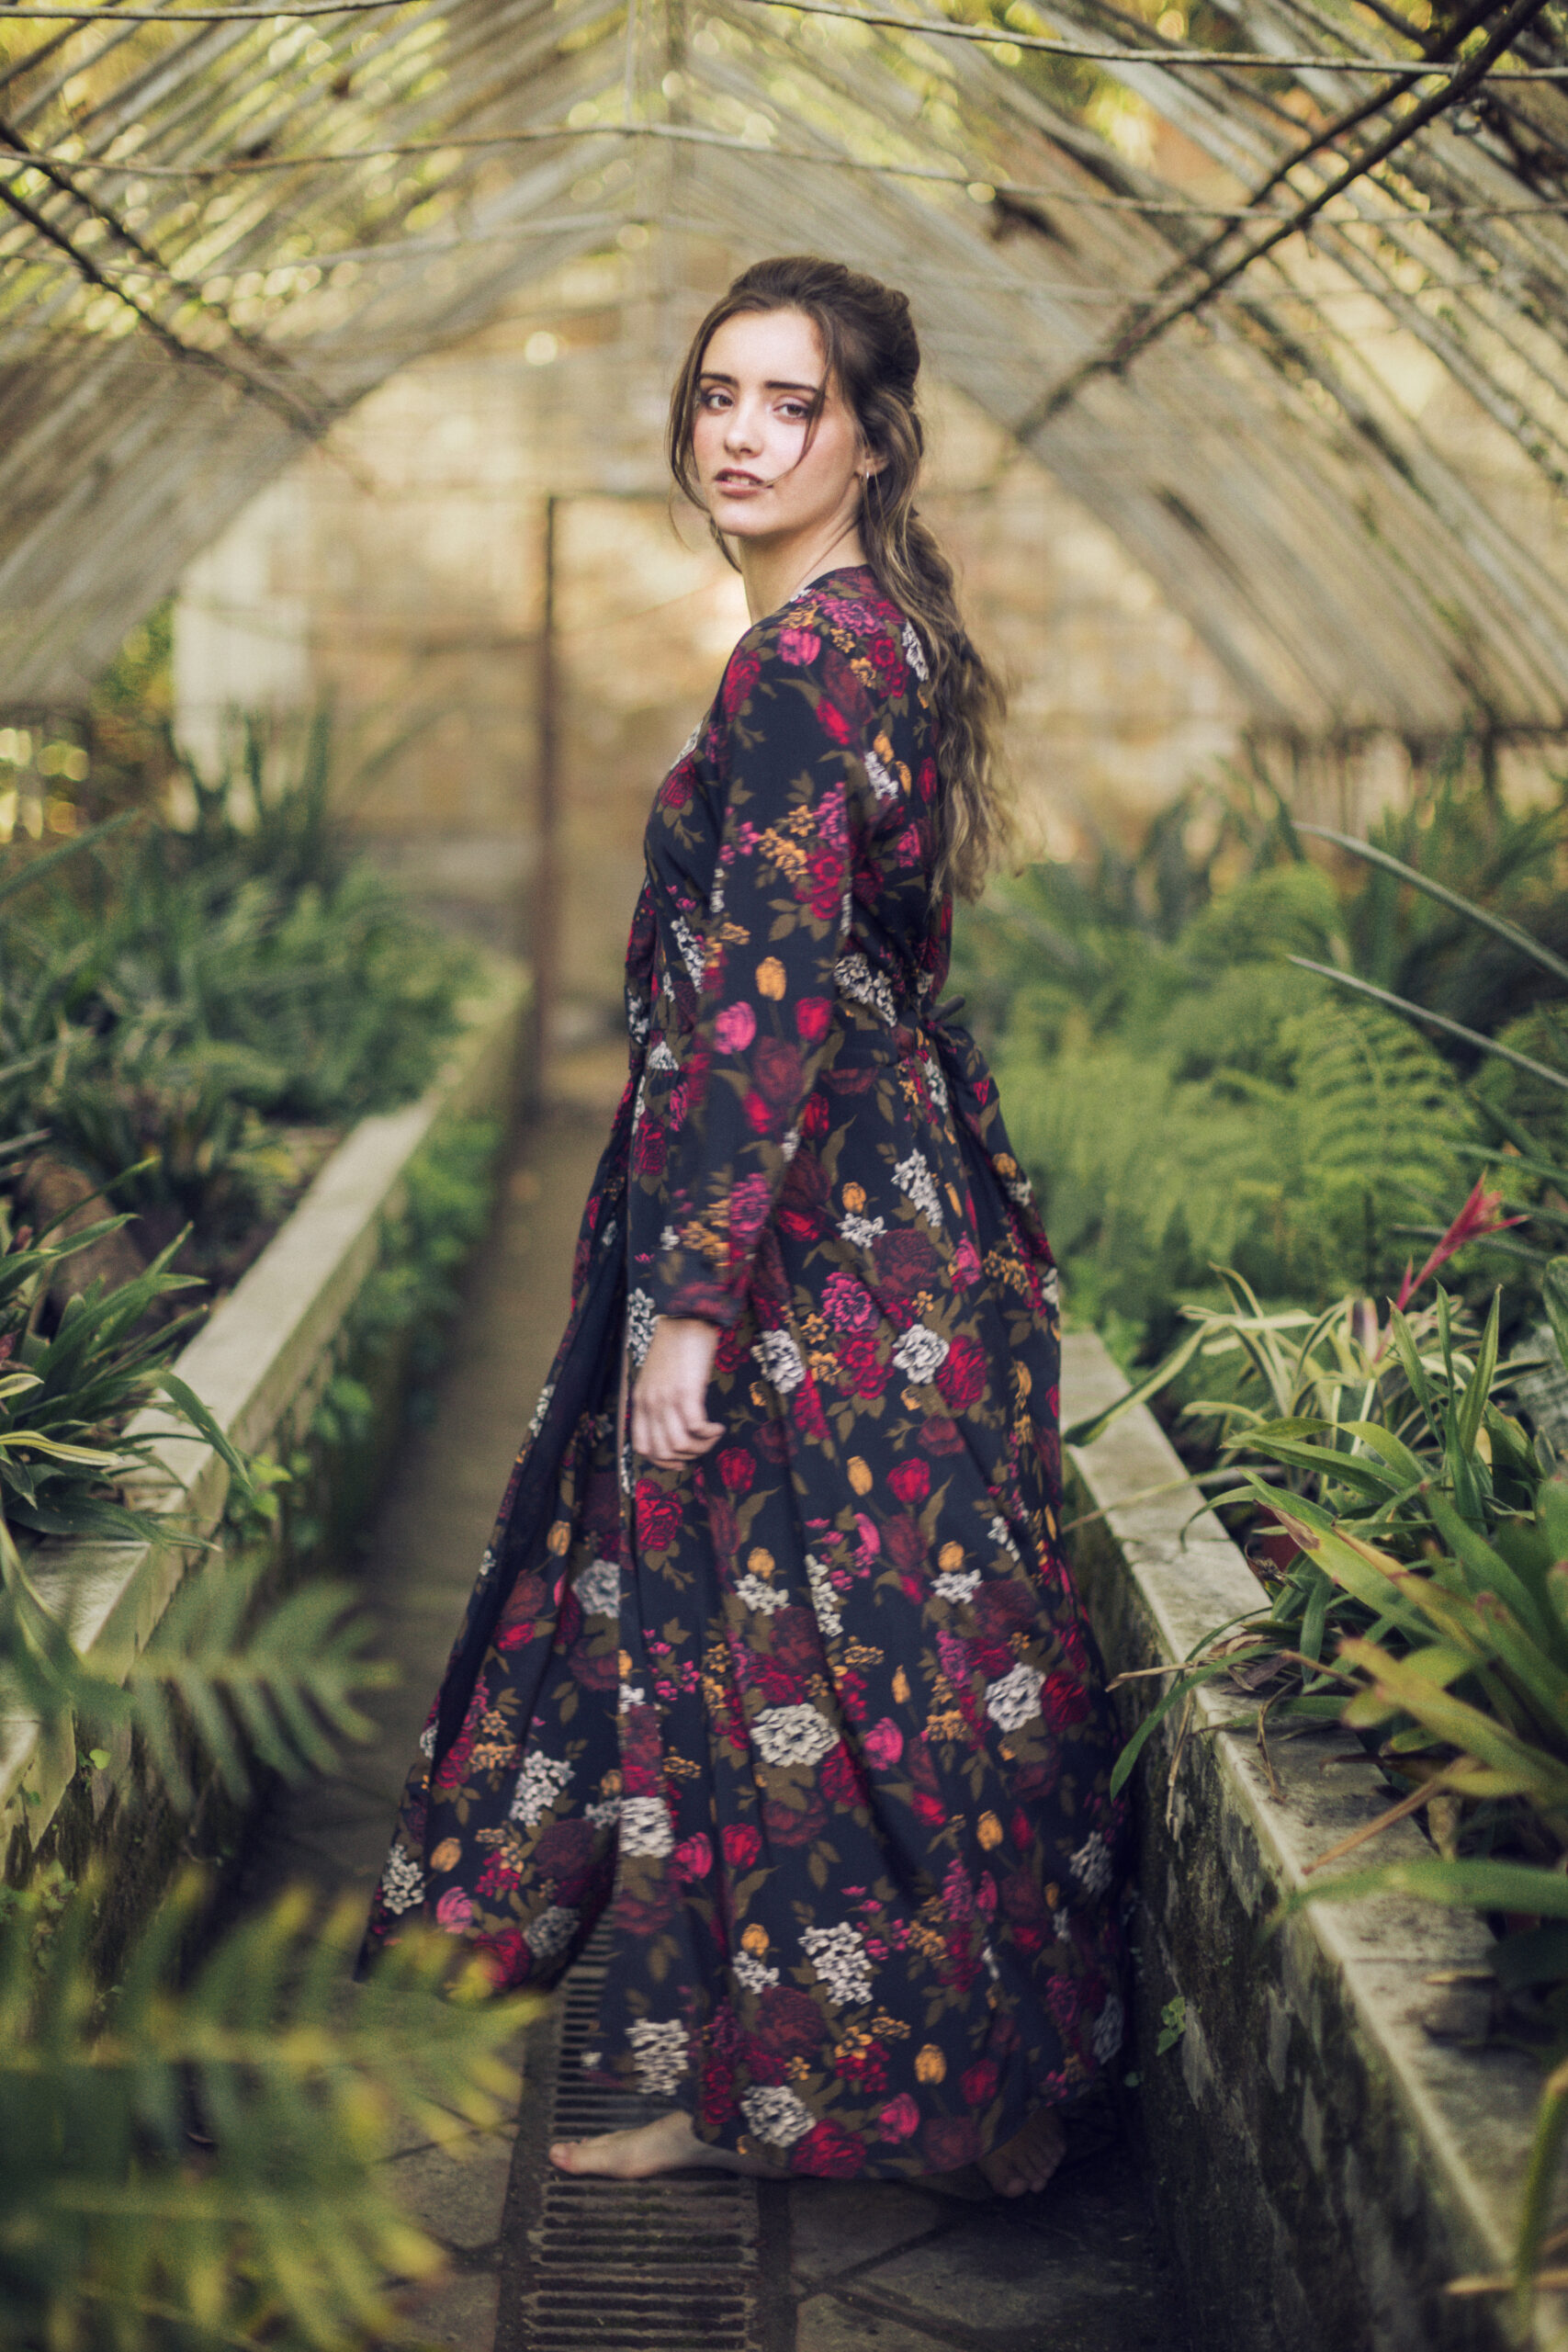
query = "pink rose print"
xmin=673 ymin=1833 xmax=714 ymax=1881
xmin=887 ymin=1458 xmax=930 ymax=1508
xmin=715 ymin=1001 xmax=757 ymax=1055
xmin=863 ymin=1717 xmax=904 ymax=1769
xmin=728 ymin=1174 xmax=772 ymax=1239
xmin=795 ymin=996 xmax=832 ymax=1044
xmin=878 ymin=2094 xmax=920 ymax=2142
xmin=778 ymin=627 xmax=820 ymax=665
xmin=435 ymin=1888 xmax=474 ymax=1932
xmin=822 ymin=1272 xmax=880 ymax=1335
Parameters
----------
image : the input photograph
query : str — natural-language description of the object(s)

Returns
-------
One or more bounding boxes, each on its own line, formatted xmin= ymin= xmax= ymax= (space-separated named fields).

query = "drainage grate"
xmin=503 ymin=1928 xmax=771 ymax=2352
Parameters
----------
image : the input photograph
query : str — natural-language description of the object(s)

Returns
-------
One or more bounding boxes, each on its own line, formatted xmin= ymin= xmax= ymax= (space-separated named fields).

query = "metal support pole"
xmin=528 ymin=492 xmax=560 ymax=1107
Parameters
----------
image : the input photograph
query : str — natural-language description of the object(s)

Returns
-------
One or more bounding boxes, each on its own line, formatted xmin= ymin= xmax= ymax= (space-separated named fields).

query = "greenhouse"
xmin=6 ymin=0 xmax=1568 ymax=2340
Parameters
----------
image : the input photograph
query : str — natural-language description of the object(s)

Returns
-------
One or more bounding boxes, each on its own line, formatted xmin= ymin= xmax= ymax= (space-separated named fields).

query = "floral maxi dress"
xmin=364 ymin=565 xmax=1128 ymax=2179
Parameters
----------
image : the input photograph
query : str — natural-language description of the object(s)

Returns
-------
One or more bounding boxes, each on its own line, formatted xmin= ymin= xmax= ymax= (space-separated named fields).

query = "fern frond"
xmin=0 ymin=1872 xmax=530 ymax=2352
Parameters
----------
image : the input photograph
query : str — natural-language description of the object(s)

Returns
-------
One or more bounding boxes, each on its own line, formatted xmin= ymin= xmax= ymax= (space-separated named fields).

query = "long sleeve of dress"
xmin=649 ymin=621 xmax=874 ymax=1330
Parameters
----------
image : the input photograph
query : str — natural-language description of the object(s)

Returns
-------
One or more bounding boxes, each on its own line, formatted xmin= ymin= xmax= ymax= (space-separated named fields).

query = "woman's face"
xmin=690 ymin=307 xmax=872 ymax=552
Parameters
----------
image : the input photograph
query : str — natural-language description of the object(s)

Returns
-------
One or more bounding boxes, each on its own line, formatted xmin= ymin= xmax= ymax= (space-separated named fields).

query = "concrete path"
xmin=243 ymin=1078 xmax=1190 ymax=2352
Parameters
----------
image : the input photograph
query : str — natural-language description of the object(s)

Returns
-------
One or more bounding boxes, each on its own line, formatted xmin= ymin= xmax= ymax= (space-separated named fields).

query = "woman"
xmin=364 ymin=254 xmax=1127 ymax=2198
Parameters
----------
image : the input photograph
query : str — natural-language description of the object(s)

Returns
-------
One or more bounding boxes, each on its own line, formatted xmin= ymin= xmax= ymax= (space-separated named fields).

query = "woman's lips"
xmin=714 ymin=472 xmax=770 ymax=496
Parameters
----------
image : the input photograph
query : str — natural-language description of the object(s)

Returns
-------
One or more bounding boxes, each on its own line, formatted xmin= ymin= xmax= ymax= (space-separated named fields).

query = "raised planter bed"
xmin=1 ymin=957 xmax=528 ymax=1912
xmin=1063 ymin=1325 xmax=1568 ymax=2352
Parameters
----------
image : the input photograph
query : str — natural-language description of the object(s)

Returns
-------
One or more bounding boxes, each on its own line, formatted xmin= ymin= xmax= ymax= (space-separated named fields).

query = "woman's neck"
xmin=735 ymin=520 xmax=869 ymax=624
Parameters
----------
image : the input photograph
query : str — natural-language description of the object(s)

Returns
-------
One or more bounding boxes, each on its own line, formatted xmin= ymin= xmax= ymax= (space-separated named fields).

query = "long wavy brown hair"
xmin=668 ymin=254 xmax=1010 ymax=902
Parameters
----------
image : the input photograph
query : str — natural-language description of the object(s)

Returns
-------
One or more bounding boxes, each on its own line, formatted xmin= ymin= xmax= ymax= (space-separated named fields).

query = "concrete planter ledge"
xmin=1 ymin=958 xmax=527 ymax=1861
xmin=1063 ymin=1326 xmax=1568 ymax=2352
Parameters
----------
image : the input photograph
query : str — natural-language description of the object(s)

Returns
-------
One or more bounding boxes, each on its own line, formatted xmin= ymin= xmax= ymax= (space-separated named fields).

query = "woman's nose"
xmin=724 ymin=402 xmax=761 ymax=455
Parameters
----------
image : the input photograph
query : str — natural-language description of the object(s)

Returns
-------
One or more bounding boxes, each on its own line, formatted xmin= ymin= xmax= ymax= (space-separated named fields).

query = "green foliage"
xmin=959 ymin=753 xmax=1568 ymax=1354
xmin=1086 ymin=1249 xmax=1568 ymax=2300
xmin=996 ymin=938 xmax=1472 ymax=1337
xmin=1 ymin=717 xmax=478 ymax=1269
xmin=0 ymin=1213 xmax=251 ymax=1544
xmin=0 ymin=1871 xmax=524 ymax=2352
xmin=0 ymin=1410 xmax=514 ymax=2351
xmin=354 ymin=1114 xmax=502 ymax=1371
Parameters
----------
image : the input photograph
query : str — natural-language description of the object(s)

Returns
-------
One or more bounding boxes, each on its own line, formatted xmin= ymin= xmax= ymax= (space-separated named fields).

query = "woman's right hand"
xmin=632 ymin=1316 xmax=724 ymax=1469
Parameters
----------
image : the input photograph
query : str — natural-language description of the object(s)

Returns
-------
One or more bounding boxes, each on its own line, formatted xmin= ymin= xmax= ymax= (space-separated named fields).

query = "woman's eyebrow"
xmin=697 ymin=371 xmax=822 ymax=394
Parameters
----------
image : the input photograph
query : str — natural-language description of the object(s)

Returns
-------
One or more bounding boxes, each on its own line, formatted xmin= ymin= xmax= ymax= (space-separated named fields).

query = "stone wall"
xmin=1062 ymin=1325 xmax=1568 ymax=2352
xmin=172 ymin=240 xmax=1250 ymax=1029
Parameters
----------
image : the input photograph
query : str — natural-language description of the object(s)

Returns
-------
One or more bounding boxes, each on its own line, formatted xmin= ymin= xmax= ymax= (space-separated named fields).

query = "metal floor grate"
xmin=505 ymin=1927 xmax=770 ymax=2352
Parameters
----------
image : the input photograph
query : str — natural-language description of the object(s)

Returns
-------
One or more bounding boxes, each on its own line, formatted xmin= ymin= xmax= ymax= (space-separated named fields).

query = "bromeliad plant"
xmin=0 ymin=1182 xmax=246 ymax=1545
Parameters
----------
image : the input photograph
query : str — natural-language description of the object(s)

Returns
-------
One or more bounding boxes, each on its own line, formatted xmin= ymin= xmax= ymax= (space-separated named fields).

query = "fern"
xmin=998 ymin=965 xmax=1475 ymax=1332
xmin=1 ymin=1515 xmax=395 ymax=1811
xmin=0 ymin=1874 xmax=527 ymax=2352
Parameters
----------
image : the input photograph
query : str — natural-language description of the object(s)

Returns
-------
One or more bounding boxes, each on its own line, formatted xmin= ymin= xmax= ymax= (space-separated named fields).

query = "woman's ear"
xmin=858 ymin=446 xmax=886 ymax=481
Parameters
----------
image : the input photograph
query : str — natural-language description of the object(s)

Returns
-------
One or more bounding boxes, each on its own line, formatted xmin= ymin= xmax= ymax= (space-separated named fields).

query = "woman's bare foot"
xmin=548 ymin=2109 xmax=773 ymax=2179
xmin=977 ymin=2106 xmax=1067 ymax=2198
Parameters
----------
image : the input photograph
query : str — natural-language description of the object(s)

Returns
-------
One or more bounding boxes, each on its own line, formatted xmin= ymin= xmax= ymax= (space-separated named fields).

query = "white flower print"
xmin=934 ymin=1568 xmax=982 ymax=1604
xmin=627 ymin=2018 xmax=689 ymax=2097
xmin=863 ymin=744 xmax=899 ymax=803
xmin=509 ymin=1752 xmax=573 ymax=1827
xmin=988 ymin=1515 xmax=1022 ymax=1562
xmin=840 ymin=1212 xmax=886 ymax=1248
xmin=1091 ymin=1992 xmax=1126 ymax=2063
xmin=476 ymin=1544 xmax=496 ymax=1585
xmin=378 ymin=1845 xmax=425 ymax=1917
xmin=893 ymin=1150 xmax=943 ymax=1228
xmin=834 ymin=950 xmax=897 ymax=1024
xmin=626 ymin=1287 xmax=658 ymax=1369
xmin=920 ymin=1049 xmax=950 ymax=1113
xmin=648 ymin=1035 xmax=679 ymax=1072
xmin=741 ymin=2084 xmax=814 ymax=2146
xmin=892 ymin=1323 xmax=950 ymax=1382
xmin=733 ymin=1950 xmax=780 ymax=1993
xmin=1070 ymin=1830 xmax=1114 ymax=1898
xmin=801 ymin=1922 xmax=874 ymax=2005
xmin=1041 ymin=1264 xmax=1061 ymax=1309
xmin=620 ymin=1794 xmax=675 ymax=1857
xmin=986 ymin=1660 xmax=1045 ymax=1732
xmin=660 ymin=1224 xmax=681 ymax=1250
xmin=575 ymin=1556 xmax=621 ymax=1618
xmin=418 ymin=1721 xmax=437 ymax=1758
xmin=671 ymin=914 xmax=705 ymax=985
xmin=901 ymin=618 xmax=930 ymax=681
xmin=525 ymin=1905 xmax=579 ymax=1961
xmin=753 ymin=1329 xmax=806 ymax=1394
xmin=585 ymin=1795 xmax=623 ymax=1829
xmin=737 ymin=1573 xmax=790 ymax=1615
xmin=751 ymin=1703 xmax=837 ymax=1768
xmin=618 ymin=1682 xmax=647 ymax=1713
xmin=709 ymin=870 xmax=726 ymax=917
xmin=526 ymin=1383 xmax=555 ymax=1440
xmin=780 ymin=1124 xmax=801 ymax=1164
xmin=806 ymin=1554 xmax=842 ymax=1638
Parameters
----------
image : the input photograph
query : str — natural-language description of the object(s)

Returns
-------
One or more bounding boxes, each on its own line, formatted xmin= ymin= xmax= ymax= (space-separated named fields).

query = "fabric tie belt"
xmin=827 ymin=992 xmax=971 ymax=1072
